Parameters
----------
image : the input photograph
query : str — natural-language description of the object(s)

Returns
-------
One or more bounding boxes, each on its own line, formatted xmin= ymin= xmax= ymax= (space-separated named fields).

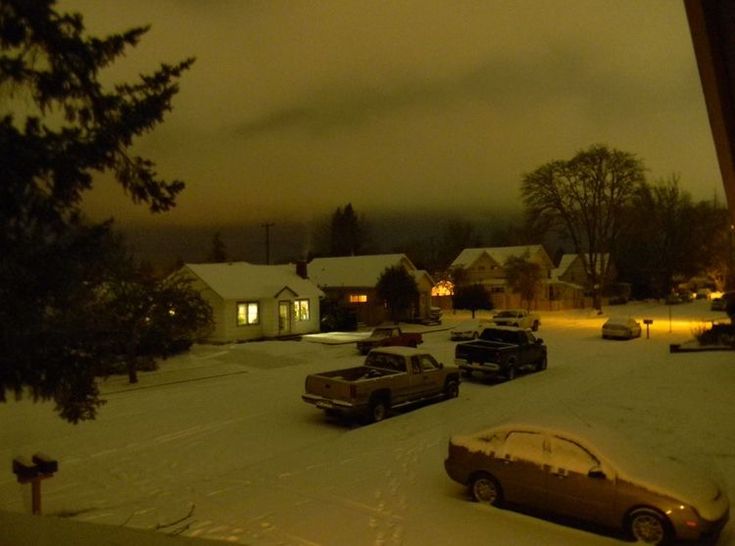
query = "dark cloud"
xmin=62 ymin=0 xmax=722 ymax=229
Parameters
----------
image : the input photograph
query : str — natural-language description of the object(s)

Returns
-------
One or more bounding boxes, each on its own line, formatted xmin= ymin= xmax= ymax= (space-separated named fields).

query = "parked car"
xmin=356 ymin=326 xmax=423 ymax=355
xmin=491 ymin=309 xmax=540 ymax=331
xmin=696 ymin=288 xmax=713 ymax=300
xmin=711 ymin=291 xmax=735 ymax=311
xmin=602 ymin=317 xmax=642 ymax=340
xmin=302 ymin=346 xmax=460 ymax=423
xmin=450 ymin=319 xmax=495 ymax=341
xmin=444 ymin=419 xmax=730 ymax=545
xmin=455 ymin=326 xmax=547 ymax=380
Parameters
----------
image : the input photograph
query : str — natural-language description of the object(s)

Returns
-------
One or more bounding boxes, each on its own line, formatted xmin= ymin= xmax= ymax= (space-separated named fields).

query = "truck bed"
xmin=310 ymin=366 xmax=401 ymax=382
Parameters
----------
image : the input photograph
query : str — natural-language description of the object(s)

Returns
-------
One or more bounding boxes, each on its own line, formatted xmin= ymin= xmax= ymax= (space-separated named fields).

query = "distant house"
xmin=307 ymin=254 xmax=434 ymax=326
xmin=553 ymin=253 xmax=614 ymax=287
xmin=551 ymin=253 xmax=619 ymax=303
xmin=449 ymin=245 xmax=603 ymax=309
xmin=450 ymin=245 xmax=555 ymax=309
xmin=178 ymin=262 xmax=323 ymax=343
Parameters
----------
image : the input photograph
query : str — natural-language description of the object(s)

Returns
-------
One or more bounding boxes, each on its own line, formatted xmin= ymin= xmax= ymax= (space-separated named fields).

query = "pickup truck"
xmin=302 ymin=346 xmax=460 ymax=423
xmin=491 ymin=309 xmax=540 ymax=331
xmin=356 ymin=326 xmax=423 ymax=355
xmin=454 ymin=326 xmax=547 ymax=381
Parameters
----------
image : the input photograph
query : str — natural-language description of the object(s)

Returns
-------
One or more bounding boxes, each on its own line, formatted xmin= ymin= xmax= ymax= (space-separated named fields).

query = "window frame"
xmin=236 ymin=301 xmax=260 ymax=326
xmin=294 ymin=298 xmax=310 ymax=321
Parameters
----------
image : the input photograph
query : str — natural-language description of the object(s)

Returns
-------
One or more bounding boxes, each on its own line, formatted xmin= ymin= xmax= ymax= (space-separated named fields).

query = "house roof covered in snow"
xmin=450 ymin=245 xmax=549 ymax=269
xmin=182 ymin=262 xmax=324 ymax=300
xmin=307 ymin=254 xmax=421 ymax=288
xmin=552 ymin=253 xmax=611 ymax=280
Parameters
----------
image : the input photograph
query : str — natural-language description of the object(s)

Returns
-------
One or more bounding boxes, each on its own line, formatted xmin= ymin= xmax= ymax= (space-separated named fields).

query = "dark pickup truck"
xmin=303 ymin=346 xmax=460 ymax=423
xmin=356 ymin=326 xmax=423 ymax=355
xmin=454 ymin=326 xmax=547 ymax=381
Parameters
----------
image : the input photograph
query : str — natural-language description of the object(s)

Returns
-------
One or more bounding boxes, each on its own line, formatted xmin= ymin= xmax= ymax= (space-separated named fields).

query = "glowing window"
xmin=349 ymin=294 xmax=368 ymax=303
xmin=236 ymin=302 xmax=259 ymax=325
xmin=432 ymin=280 xmax=454 ymax=297
xmin=294 ymin=299 xmax=310 ymax=321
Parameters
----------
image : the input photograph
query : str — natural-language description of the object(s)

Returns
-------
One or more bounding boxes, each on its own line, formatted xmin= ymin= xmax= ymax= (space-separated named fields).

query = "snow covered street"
xmin=1 ymin=300 xmax=733 ymax=545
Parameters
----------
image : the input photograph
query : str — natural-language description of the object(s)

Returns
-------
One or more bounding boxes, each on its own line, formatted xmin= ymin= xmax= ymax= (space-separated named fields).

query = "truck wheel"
xmin=368 ymin=399 xmax=388 ymax=423
xmin=536 ymin=356 xmax=547 ymax=372
xmin=444 ymin=380 xmax=459 ymax=399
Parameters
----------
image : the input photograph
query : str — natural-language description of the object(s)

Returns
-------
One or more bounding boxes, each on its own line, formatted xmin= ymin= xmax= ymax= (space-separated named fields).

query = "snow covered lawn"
xmin=1 ymin=301 xmax=733 ymax=545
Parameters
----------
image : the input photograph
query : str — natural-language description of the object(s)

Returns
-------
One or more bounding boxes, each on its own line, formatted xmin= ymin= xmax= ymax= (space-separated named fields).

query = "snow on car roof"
xmin=604 ymin=317 xmax=636 ymax=324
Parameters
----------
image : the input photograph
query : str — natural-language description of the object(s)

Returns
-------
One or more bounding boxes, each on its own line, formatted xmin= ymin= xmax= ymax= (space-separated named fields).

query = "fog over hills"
xmin=118 ymin=208 xmax=530 ymax=271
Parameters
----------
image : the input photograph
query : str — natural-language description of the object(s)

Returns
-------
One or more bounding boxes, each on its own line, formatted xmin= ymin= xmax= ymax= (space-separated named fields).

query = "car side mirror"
xmin=588 ymin=466 xmax=606 ymax=479
xmin=535 ymin=338 xmax=544 ymax=345
xmin=438 ymin=362 xmax=444 ymax=369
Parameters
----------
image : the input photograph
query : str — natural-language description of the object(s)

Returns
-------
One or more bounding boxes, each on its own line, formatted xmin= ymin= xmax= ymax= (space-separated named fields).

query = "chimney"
xmin=296 ymin=260 xmax=308 ymax=279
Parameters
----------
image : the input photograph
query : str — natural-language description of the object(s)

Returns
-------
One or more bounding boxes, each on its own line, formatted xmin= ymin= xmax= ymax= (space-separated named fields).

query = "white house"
xmin=179 ymin=262 xmax=324 ymax=343
xmin=307 ymin=254 xmax=435 ymax=326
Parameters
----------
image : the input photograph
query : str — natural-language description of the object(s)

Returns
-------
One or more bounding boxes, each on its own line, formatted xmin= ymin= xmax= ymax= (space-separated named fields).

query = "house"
xmin=178 ymin=262 xmax=324 ymax=343
xmin=553 ymin=253 xmax=614 ymax=287
xmin=449 ymin=245 xmax=556 ymax=309
xmin=551 ymin=253 xmax=618 ymax=307
xmin=307 ymin=254 xmax=434 ymax=326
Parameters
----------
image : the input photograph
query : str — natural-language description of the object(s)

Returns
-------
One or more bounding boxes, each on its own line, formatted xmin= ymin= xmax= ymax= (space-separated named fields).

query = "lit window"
xmin=349 ymin=294 xmax=368 ymax=303
xmin=432 ymin=280 xmax=454 ymax=296
xmin=294 ymin=299 xmax=310 ymax=321
xmin=236 ymin=302 xmax=259 ymax=325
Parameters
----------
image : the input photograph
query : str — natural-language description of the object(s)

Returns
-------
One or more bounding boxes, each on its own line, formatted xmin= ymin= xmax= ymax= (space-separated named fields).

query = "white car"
xmin=492 ymin=309 xmax=540 ymax=331
xmin=602 ymin=317 xmax=642 ymax=340
xmin=450 ymin=319 xmax=494 ymax=340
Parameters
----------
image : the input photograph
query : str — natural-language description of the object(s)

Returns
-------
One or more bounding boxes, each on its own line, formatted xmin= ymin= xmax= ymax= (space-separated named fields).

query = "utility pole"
xmin=261 ymin=222 xmax=275 ymax=264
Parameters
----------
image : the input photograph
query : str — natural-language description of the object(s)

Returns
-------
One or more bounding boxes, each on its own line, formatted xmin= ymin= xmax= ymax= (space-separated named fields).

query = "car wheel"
xmin=536 ymin=356 xmax=547 ymax=372
xmin=505 ymin=364 xmax=516 ymax=381
xmin=368 ymin=399 xmax=388 ymax=423
xmin=445 ymin=380 xmax=459 ymax=399
xmin=627 ymin=508 xmax=670 ymax=545
xmin=470 ymin=473 xmax=502 ymax=506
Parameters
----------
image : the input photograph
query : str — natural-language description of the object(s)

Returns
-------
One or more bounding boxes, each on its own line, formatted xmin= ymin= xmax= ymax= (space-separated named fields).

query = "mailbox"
xmin=32 ymin=453 xmax=58 ymax=475
xmin=12 ymin=457 xmax=39 ymax=482
xmin=643 ymin=319 xmax=654 ymax=325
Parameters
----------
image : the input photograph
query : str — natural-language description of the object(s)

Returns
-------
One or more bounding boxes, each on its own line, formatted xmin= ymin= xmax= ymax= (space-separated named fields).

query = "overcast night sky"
xmin=63 ymin=0 xmax=723 ymax=257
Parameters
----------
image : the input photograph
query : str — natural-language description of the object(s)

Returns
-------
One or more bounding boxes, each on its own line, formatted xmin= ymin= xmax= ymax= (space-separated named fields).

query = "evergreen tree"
xmin=209 ymin=231 xmax=228 ymax=262
xmin=330 ymin=203 xmax=366 ymax=256
xmin=0 ymin=0 xmax=194 ymax=422
xmin=376 ymin=266 xmax=419 ymax=323
xmin=452 ymin=284 xmax=493 ymax=318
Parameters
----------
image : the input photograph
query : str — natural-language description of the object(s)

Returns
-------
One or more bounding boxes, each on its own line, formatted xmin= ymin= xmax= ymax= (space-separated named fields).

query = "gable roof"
xmin=307 ymin=254 xmax=417 ymax=287
xmin=552 ymin=253 xmax=611 ymax=280
xmin=451 ymin=245 xmax=549 ymax=269
xmin=182 ymin=262 xmax=323 ymax=300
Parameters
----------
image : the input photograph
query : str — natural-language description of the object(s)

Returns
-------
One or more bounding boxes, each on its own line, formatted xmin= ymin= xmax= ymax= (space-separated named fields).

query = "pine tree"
xmin=0 ymin=0 xmax=194 ymax=422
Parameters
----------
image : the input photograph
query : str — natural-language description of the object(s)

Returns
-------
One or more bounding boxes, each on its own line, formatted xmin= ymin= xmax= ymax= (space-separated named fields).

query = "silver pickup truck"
xmin=302 ymin=346 xmax=460 ymax=423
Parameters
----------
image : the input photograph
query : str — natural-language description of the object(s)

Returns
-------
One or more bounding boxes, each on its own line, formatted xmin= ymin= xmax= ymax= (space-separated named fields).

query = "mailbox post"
xmin=12 ymin=453 xmax=58 ymax=515
xmin=643 ymin=319 xmax=654 ymax=339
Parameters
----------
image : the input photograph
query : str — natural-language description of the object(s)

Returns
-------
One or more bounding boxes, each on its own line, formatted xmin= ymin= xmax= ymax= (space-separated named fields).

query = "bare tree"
xmin=521 ymin=145 xmax=644 ymax=310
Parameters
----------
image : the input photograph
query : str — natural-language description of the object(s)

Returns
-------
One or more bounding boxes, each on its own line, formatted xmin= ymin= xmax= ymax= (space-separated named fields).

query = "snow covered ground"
xmin=1 ymin=300 xmax=733 ymax=545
